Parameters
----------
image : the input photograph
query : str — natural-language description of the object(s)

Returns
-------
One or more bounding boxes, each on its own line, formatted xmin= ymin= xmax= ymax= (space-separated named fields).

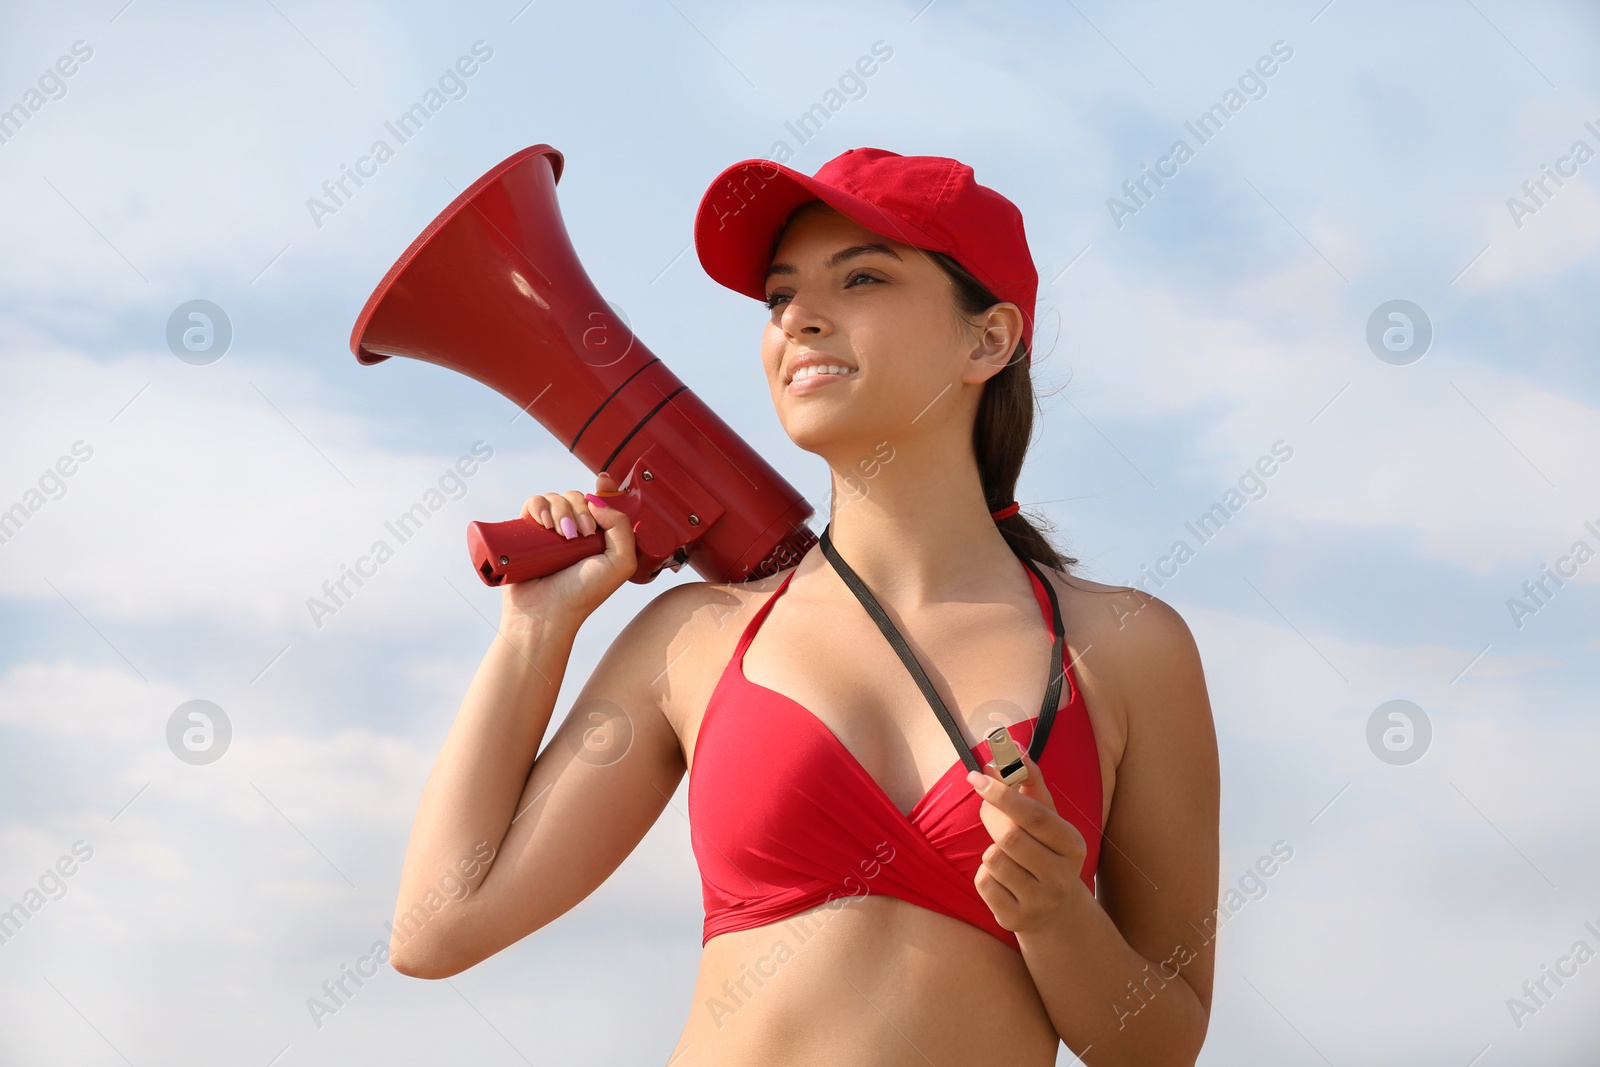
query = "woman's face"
xmin=759 ymin=201 xmax=1010 ymax=457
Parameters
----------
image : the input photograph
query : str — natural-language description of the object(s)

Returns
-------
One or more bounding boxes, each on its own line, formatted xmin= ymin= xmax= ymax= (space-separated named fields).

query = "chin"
xmin=779 ymin=410 xmax=876 ymax=457
xmin=780 ymin=421 xmax=835 ymax=455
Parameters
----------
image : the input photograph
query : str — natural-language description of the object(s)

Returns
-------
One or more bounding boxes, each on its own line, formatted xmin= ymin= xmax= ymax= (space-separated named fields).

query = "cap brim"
xmin=693 ymin=158 xmax=946 ymax=303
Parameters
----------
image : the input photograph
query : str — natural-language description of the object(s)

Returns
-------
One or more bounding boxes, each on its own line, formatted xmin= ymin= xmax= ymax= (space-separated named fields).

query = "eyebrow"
xmin=764 ymin=243 xmax=902 ymax=283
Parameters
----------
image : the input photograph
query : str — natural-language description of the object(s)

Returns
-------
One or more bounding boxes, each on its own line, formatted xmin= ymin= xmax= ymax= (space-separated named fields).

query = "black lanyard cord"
xmin=817 ymin=522 xmax=1066 ymax=774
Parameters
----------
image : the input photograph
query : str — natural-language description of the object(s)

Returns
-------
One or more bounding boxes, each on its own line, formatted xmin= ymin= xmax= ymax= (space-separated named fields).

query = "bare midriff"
xmin=668 ymin=896 xmax=1062 ymax=1066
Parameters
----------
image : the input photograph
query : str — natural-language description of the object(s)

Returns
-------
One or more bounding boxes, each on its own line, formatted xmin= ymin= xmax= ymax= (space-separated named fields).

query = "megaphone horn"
xmin=349 ymin=144 xmax=817 ymax=586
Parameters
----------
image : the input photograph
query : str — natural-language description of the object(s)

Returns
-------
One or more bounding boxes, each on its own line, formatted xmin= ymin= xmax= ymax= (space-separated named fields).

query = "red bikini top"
xmin=688 ymin=535 xmax=1103 ymax=953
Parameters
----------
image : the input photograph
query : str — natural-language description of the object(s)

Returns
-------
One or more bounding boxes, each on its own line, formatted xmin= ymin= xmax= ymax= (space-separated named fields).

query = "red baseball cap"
xmin=693 ymin=147 xmax=1039 ymax=359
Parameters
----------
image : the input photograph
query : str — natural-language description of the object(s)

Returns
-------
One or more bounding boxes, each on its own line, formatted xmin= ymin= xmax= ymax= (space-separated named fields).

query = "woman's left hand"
xmin=966 ymin=748 xmax=1090 ymax=936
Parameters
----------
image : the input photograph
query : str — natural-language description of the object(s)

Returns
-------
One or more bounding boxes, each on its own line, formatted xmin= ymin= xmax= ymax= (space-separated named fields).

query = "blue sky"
xmin=1 ymin=0 xmax=1597 ymax=1063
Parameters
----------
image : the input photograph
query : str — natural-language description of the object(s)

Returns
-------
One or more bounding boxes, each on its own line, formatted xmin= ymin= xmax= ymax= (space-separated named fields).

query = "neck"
xmin=811 ymin=442 xmax=1019 ymax=606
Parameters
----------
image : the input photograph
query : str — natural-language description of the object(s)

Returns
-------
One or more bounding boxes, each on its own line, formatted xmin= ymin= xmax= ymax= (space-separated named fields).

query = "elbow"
xmin=388 ymin=917 xmax=518 ymax=980
xmin=387 ymin=899 xmax=470 ymax=978
xmin=386 ymin=896 xmax=547 ymax=979
xmin=1168 ymin=993 xmax=1210 ymax=1066
xmin=388 ymin=944 xmax=454 ymax=980
xmin=387 ymin=930 xmax=468 ymax=980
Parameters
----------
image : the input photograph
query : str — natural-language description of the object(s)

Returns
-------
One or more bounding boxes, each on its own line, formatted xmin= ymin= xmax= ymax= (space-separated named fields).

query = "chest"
xmin=759 ymin=612 xmax=1039 ymax=782
xmin=682 ymin=588 xmax=1121 ymax=833
xmin=684 ymin=598 xmax=1107 ymax=953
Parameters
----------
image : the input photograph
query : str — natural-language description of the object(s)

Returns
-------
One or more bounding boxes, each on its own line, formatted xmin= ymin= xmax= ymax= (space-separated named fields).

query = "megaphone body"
xmin=349 ymin=144 xmax=818 ymax=586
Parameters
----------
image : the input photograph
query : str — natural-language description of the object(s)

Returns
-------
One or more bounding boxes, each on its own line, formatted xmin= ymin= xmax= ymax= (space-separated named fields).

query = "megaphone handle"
xmin=467 ymin=517 xmax=607 ymax=586
xmin=468 ymin=486 xmax=642 ymax=586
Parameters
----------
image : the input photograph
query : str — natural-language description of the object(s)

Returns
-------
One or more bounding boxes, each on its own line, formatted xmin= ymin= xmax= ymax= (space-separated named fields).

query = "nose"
xmin=778 ymin=292 xmax=830 ymax=338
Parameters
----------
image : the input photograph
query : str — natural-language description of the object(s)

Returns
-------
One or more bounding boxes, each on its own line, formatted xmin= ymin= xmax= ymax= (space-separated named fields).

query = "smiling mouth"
xmin=786 ymin=364 xmax=859 ymax=385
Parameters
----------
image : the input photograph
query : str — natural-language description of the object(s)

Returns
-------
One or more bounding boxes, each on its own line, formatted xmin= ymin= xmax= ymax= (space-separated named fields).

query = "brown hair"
xmin=926 ymin=250 xmax=1077 ymax=573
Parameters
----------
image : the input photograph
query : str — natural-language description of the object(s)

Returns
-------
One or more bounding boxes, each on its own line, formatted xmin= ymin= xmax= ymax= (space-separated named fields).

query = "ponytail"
xmin=927 ymin=250 xmax=1077 ymax=573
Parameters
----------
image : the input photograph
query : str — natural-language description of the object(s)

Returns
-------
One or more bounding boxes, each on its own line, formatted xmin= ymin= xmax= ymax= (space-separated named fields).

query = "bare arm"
xmin=974 ymin=591 xmax=1218 ymax=1065
xmin=387 ymin=474 xmax=699 ymax=978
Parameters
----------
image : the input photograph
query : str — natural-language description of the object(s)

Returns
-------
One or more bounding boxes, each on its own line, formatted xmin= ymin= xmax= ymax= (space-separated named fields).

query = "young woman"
xmin=389 ymin=148 xmax=1220 ymax=1066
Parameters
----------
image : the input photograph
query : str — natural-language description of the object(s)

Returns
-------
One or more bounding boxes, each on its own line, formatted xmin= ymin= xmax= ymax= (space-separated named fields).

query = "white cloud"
xmin=0 ymin=345 xmax=564 ymax=636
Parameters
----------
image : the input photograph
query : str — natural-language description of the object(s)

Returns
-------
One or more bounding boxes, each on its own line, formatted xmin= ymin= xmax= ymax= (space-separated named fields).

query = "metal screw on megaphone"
xmin=579 ymin=299 xmax=637 ymax=369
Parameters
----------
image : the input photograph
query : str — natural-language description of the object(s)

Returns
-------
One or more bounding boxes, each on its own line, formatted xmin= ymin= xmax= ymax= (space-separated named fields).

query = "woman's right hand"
xmin=501 ymin=470 xmax=637 ymax=632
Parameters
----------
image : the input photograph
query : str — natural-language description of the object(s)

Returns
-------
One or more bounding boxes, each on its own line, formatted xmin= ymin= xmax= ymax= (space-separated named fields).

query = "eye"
xmin=764 ymin=270 xmax=882 ymax=311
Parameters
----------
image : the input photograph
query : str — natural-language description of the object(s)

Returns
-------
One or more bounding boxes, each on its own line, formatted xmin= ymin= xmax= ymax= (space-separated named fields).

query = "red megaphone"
xmin=348 ymin=144 xmax=817 ymax=586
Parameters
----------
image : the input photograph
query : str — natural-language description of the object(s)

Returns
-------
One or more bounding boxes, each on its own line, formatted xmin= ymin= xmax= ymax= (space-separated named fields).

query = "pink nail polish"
xmin=560 ymin=516 xmax=577 ymax=539
xmin=584 ymin=493 xmax=610 ymax=510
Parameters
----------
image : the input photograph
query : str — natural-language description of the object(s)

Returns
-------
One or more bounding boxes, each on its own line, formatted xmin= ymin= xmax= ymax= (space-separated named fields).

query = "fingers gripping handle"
xmin=466 ymin=487 xmax=635 ymax=586
xmin=466 ymin=447 xmax=722 ymax=586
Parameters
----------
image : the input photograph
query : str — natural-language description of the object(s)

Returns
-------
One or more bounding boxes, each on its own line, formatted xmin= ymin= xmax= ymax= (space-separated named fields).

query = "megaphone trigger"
xmin=585 ymin=486 xmax=642 ymax=522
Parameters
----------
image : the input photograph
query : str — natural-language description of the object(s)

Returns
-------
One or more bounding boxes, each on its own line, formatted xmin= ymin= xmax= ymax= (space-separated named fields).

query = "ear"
xmin=963 ymin=302 xmax=1024 ymax=384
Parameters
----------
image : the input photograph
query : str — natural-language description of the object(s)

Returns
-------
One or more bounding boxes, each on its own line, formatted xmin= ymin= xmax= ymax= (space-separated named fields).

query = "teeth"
xmin=791 ymin=364 xmax=856 ymax=382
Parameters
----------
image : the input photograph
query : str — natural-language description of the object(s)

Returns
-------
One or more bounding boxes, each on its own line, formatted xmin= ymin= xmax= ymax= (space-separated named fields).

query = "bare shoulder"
xmin=1042 ymin=567 xmax=1201 ymax=672
xmin=613 ymin=568 xmax=795 ymax=749
xmin=627 ymin=567 xmax=792 ymax=652
xmin=1031 ymin=566 xmax=1209 ymax=744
